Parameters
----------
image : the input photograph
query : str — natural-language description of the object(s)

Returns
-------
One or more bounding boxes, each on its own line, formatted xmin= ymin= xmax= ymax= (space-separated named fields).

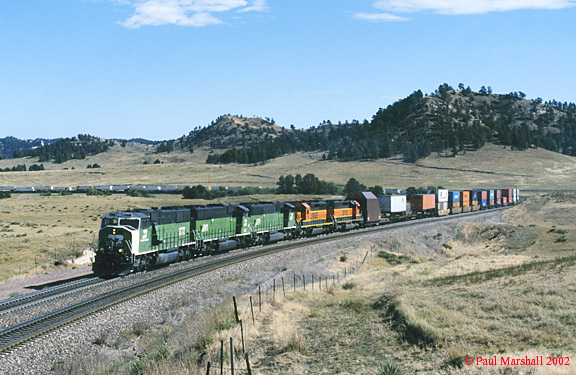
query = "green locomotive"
xmin=93 ymin=203 xmax=297 ymax=276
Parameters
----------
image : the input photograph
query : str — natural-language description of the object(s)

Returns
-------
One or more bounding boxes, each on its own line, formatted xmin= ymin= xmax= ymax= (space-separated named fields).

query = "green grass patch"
xmin=377 ymin=251 xmax=414 ymax=265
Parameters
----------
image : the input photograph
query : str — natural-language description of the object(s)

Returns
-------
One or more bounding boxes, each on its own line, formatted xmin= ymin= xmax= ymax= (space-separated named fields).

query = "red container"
xmin=502 ymin=197 xmax=508 ymax=205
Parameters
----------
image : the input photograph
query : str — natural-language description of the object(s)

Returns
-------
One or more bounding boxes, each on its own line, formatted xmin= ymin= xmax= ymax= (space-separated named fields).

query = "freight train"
xmin=93 ymin=188 xmax=519 ymax=276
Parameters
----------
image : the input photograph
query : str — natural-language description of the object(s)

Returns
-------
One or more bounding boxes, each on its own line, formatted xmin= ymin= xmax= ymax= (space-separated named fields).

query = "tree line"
xmin=0 ymin=164 xmax=45 ymax=173
xmin=204 ymin=84 xmax=576 ymax=164
xmin=17 ymin=135 xmax=113 ymax=163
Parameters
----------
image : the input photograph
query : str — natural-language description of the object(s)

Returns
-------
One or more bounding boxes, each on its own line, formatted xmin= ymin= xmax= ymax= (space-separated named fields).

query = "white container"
xmin=378 ymin=195 xmax=407 ymax=213
xmin=436 ymin=189 xmax=449 ymax=202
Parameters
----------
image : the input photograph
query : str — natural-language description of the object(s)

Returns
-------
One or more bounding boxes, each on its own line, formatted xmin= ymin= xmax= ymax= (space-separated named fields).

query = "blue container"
xmin=489 ymin=190 xmax=495 ymax=200
xmin=448 ymin=191 xmax=460 ymax=203
xmin=471 ymin=191 xmax=478 ymax=201
xmin=480 ymin=200 xmax=487 ymax=207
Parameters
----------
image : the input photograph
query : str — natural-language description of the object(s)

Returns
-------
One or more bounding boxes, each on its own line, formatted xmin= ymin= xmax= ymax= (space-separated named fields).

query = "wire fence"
xmin=203 ymin=251 xmax=371 ymax=374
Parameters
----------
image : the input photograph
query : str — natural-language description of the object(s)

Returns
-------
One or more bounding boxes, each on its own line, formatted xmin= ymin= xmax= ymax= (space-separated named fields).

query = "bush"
xmin=0 ymin=191 xmax=11 ymax=199
xmin=342 ymin=282 xmax=356 ymax=290
xmin=281 ymin=333 xmax=307 ymax=355
xmin=375 ymin=359 xmax=401 ymax=375
xmin=126 ymin=190 xmax=153 ymax=198
xmin=86 ymin=189 xmax=112 ymax=196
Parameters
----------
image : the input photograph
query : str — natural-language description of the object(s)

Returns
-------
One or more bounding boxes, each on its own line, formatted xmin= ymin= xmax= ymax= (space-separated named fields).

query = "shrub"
xmin=339 ymin=255 xmax=347 ymax=262
xmin=342 ymin=281 xmax=356 ymax=290
xmin=341 ymin=298 xmax=363 ymax=313
xmin=127 ymin=190 xmax=153 ymax=198
xmin=281 ymin=333 xmax=307 ymax=355
xmin=86 ymin=189 xmax=112 ymax=196
xmin=375 ymin=359 xmax=401 ymax=375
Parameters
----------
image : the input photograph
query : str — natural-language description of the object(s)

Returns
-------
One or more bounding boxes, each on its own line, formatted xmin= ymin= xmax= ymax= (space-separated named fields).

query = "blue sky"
xmin=1 ymin=0 xmax=575 ymax=140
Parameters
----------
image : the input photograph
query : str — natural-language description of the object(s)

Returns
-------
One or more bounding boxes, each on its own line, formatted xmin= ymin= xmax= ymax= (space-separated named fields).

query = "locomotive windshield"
xmin=119 ymin=219 xmax=140 ymax=229
xmin=101 ymin=218 xmax=118 ymax=228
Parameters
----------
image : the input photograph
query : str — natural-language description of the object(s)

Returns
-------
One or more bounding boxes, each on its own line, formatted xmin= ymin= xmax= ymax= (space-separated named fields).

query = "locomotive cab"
xmin=93 ymin=212 xmax=145 ymax=276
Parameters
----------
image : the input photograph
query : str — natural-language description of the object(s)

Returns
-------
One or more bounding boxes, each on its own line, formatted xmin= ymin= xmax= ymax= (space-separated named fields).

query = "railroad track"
xmin=0 ymin=207 xmax=507 ymax=354
xmin=0 ymin=277 xmax=104 ymax=315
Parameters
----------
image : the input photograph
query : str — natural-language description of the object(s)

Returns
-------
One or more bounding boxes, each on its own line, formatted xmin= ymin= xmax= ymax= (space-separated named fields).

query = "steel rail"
xmin=0 ymin=277 xmax=105 ymax=315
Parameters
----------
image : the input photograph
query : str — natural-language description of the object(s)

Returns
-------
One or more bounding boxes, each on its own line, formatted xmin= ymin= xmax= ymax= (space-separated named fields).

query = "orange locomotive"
xmin=293 ymin=200 xmax=362 ymax=235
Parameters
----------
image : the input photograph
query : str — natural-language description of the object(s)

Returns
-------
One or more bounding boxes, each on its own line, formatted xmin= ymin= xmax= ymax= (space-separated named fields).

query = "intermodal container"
xmin=471 ymin=190 xmax=479 ymax=205
xmin=502 ymin=189 xmax=513 ymax=202
xmin=503 ymin=197 xmax=508 ymax=205
xmin=448 ymin=191 xmax=461 ymax=208
xmin=411 ymin=194 xmax=436 ymax=211
xmin=433 ymin=189 xmax=448 ymax=210
xmin=495 ymin=189 xmax=502 ymax=205
xmin=474 ymin=190 xmax=487 ymax=201
xmin=488 ymin=190 xmax=495 ymax=205
xmin=378 ymin=195 xmax=407 ymax=213
xmin=461 ymin=191 xmax=470 ymax=207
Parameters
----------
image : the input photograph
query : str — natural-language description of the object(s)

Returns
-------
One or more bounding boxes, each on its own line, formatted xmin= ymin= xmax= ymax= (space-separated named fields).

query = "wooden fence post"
xmin=312 ymin=274 xmax=314 ymax=290
xmin=249 ymin=296 xmax=255 ymax=323
xmin=293 ymin=273 xmax=296 ymax=293
xmin=273 ymin=279 xmax=276 ymax=302
xmin=206 ymin=362 xmax=211 ymax=375
xmin=220 ymin=340 xmax=224 ymax=375
xmin=361 ymin=251 xmax=369 ymax=265
xmin=240 ymin=320 xmax=245 ymax=354
xmin=245 ymin=353 xmax=252 ymax=375
xmin=282 ymin=277 xmax=286 ymax=297
xmin=233 ymin=296 xmax=239 ymax=323
xmin=303 ymin=274 xmax=306 ymax=291
xmin=258 ymin=286 xmax=262 ymax=312
xmin=230 ymin=337 xmax=235 ymax=375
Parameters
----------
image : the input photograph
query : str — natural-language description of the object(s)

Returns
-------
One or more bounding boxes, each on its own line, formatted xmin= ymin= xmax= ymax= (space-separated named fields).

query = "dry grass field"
xmin=0 ymin=143 xmax=575 ymax=190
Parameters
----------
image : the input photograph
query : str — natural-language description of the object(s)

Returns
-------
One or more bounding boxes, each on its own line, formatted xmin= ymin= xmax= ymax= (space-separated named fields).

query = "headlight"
xmin=118 ymin=249 xmax=123 ymax=253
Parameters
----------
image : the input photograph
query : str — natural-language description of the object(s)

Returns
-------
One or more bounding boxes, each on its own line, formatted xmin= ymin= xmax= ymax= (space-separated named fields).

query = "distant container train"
xmin=93 ymin=188 xmax=519 ymax=276
xmin=0 ymin=185 xmax=237 ymax=194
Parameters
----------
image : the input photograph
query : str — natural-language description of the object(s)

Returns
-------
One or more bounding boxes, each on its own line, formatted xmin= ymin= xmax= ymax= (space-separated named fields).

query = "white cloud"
xmin=238 ymin=0 xmax=268 ymax=12
xmin=373 ymin=0 xmax=576 ymax=15
xmin=354 ymin=12 xmax=408 ymax=22
xmin=118 ymin=0 xmax=268 ymax=28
